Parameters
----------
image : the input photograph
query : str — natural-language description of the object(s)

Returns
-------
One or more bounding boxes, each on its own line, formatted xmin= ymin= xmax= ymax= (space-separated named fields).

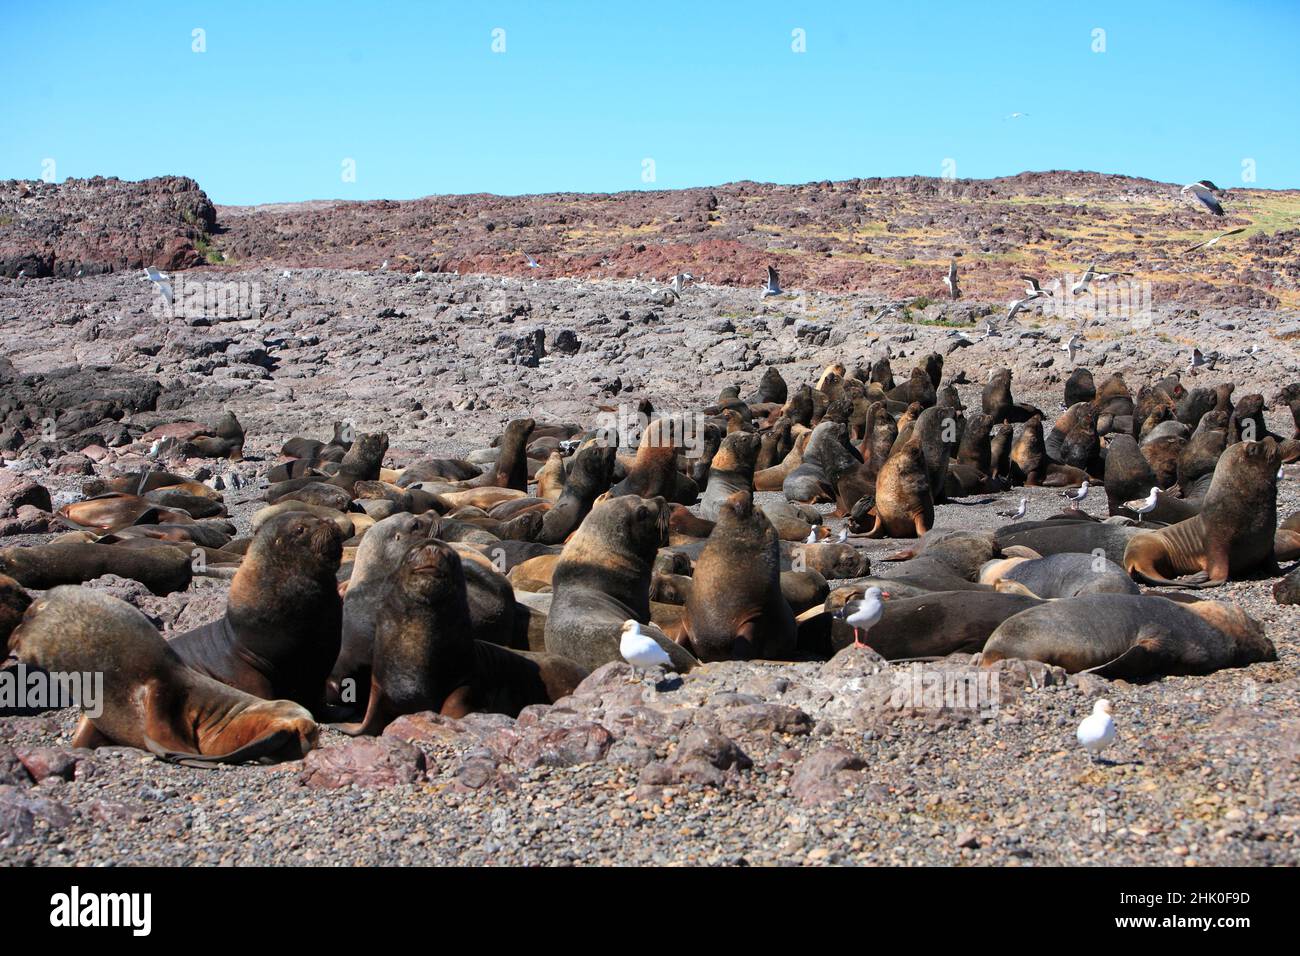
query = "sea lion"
xmin=1272 ymin=383 xmax=1300 ymax=439
xmin=1046 ymin=403 xmax=1100 ymax=473
xmin=535 ymin=444 xmax=616 ymax=544
xmin=266 ymin=431 xmax=389 ymax=500
xmin=9 ymin=587 xmax=317 ymax=764
xmin=746 ymin=366 xmax=788 ymax=406
xmin=543 ymin=495 xmax=697 ymax=672
xmin=995 ymin=519 xmax=1144 ymax=567
xmin=608 ymin=416 xmax=699 ymax=504
xmin=1123 ymin=438 xmax=1282 ymax=587
xmin=1178 ymin=410 xmax=1229 ymax=488
xmin=0 ymin=541 xmax=192 ymax=595
xmin=168 ymin=512 xmax=344 ymax=712
xmin=182 ymin=410 xmax=245 ymax=461
xmin=333 ymin=541 xmax=587 ymax=735
xmin=1010 ymin=415 xmax=1047 ymax=486
xmin=863 ymin=433 xmax=933 ymax=538
xmin=981 ymin=594 xmax=1276 ymax=677
xmin=1103 ymin=435 xmax=1157 ymax=517
xmin=678 ymin=491 xmax=796 ymax=662
xmin=699 ymin=432 xmax=762 ymax=521
xmin=1064 ymin=367 xmax=1096 ymax=407
xmin=830 ymin=590 xmax=1044 ymax=658
xmin=980 ymin=552 xmax=1140 ymax=598
xmin=0 ymin=575 xmax=31 ymax=648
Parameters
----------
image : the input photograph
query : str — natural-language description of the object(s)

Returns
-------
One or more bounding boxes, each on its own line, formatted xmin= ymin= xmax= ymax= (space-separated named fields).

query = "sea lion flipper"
xmin=71 ymin=716 xmax=109 ymax=749
xmin=1085 ymin=625 xmax=1167 ymax=680
xmin=144 ymin=728 xmax=298 ymax=768
xmin=999 ymin=546 xmax=1043 ymax=560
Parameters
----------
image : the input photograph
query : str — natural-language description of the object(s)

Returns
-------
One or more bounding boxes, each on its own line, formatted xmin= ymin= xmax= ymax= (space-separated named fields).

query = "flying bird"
xmin=1004 ymin=112 xmax=1029 ymax=120
xmin=1020 ymin=275 xmax=1052 ymax=299
xmin=997 ymin=497 xmax=1027 ymax=520
xmin=1188 ymin=348 xmax=1215 ymax=374
xmin=1061 ymin=480 xmax=1089 ymax=510
xmin=619 ymin=620 xmax=674 ymax=681
xmin=834 ymin=587 xmax=889 ymax=649
xmin=1123 ymin=487 xmax=1159 ymax=516
xmin=524 ymin=253 xmax=541 ymax=269
xmin=144 ymin=266 xmax=174 ymax=307
xmin=669 ymin=272 xmax=694 ymax=295
xmin=1071 ymin=264 xmax=1100 ymax=296
xmin=1063 ymin=333 xmax=1084 ymax=365
xmin=1182 ymin=180 xmax=1225 ymax=216
xmin=944 ymin=258 xmax=960 ymax=300
xmin=1077 ymin=699 xmax=1116 ymax=761
xmin=762 ymin=265 xmax=782 ymax=297
xmin=1184 ymin=227 xmax=1246 ymax=254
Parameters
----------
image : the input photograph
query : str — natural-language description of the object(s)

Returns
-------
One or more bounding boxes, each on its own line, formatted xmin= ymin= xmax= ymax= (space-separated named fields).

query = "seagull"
xmin=1062 ymin=480 xmax=1089 ymax=510
xmin=1004 ymin=112 xmax=1029 ymax=120
xmin=281 ymin=269 xmax=291 ymax=278
xmin=380 ymin=260 xmax=389 ymax=270
xmin=1188 ymin=348 xmax=1211 ymax=374
xmin=1182 ymin=180 xmax=1225 ymax=216
xmin=1020 ymin=275 xmax=1052 ymax=299
xmin=1123 ymin=487 xmax=1159 ymax=516
xmin=619 ymin=620 xmax=674 ymax=682
xmin=836 ymin=526 xmax=849 ymax=544
xmin=559 ymin=439 xmax=581 ymax=455
xmin=1072 ymin=264 xmax=1099 ymax=296
xmin=805 ymin=526 xmax=818 ymax=544
xmin=1077 ymin=699 xmax=1116 ymax=762
xmin=997 ymin=497 xmax=1027 ymax=520
xmin=943 ymin=258 xmax=960 ymax=300
xmin=524 ymin=253 xmax=541 ymax=269
xmin=762 ymin=265 xmax=782 ymax=297
xmin=834 ymin=587 xmax=889 ymax=649
xmin=872 ymin=304 xmax=900 ymax=322
xmin=1184 ymin=227 xmax=1246 ymax=254
xmin=669 ymin=272 xmax=693 ymax=295
xmin=1063 ymin=333 xmax=1083 ymax=365
xmin=144 ymin=266 xmax=173 ymax=306
xmin=1007 ymin=296 xmax=1035 ymax=324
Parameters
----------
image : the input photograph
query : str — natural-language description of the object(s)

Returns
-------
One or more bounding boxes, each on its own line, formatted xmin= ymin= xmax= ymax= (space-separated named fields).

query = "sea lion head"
xmin=1271 ymin=383 xmax=1300 ymax=409
xmin=712 ymin=431 xmax=762 ymax=474
xmin=394 ymin=540 xmax=466 ymax=605
xmin=591 ymin=495 xmax=669 ymax=558
xmin=0 ymin=574 xmax=33 ymax=653
xmin=340 ymin=432 xmax=389 ymax=474
xmin=1182 ymin=600 xmax=1276 ymax=665
xmin=252 ymin=512 xmax=344 ymax=576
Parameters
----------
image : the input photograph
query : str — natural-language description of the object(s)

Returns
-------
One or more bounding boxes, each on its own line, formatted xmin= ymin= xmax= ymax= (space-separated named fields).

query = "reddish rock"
xmin=789 ymin=746 xmax=869 ymax=807
xmin=299 ymin=737 xmax=427 ymax=789
xmin=14 ymin=746 xmax=80 ymax=783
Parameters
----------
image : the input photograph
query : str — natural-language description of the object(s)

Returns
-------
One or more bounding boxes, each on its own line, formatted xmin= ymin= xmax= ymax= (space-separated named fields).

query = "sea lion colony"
xmin=3 ymin=354 xmax=1298 ymax=766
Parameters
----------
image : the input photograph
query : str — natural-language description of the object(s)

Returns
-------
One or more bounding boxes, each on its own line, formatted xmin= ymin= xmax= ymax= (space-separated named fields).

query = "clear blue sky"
xmin=3 ymin=1 xmax=1297 ymax=205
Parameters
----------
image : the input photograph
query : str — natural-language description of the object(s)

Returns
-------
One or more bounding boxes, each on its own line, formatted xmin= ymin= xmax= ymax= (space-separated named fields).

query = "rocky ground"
xmin=2 ymin=224 xmax=1300 ymax=866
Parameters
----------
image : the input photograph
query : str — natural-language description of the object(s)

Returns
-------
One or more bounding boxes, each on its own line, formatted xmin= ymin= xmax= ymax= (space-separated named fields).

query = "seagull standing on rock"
xmin=835 ymin=587 xmax=889 ymax=649
xmin=1077 ymin=699 xmax=1116 ymax=762
xmin=620 ymin=620 xmax=674 ymax=683
xmin=1062 ymin=480 xmax=1089 ymax=510
xmin=997 ymin=497 xmax=1027 ymax=520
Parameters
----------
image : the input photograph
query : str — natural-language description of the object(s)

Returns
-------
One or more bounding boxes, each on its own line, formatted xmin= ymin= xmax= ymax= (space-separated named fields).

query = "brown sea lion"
xmin=10 ymin=587 xmax=317 ymax=764
xmin=1178 ymin=410 xmax=1229 ymax=489
xmin=1272 ymin=383 xmax=1300 ymax=440
xmin=1064 ymin=367 xmax=1096 ymax=407
xmin=536 ymin=444 xmax=616 ymax=544
xmin=0 ymin=541 xmax=192 ymax=595
xmin=0 ymin=575 xmax=31 ymax=648
xmin=981 ymin=552 xmax=1139 ymax=597
xmin=754 ymin=429 xmax=812 ymax=491
xmin=543 ymin=495 xmax=697 ymax=672
xmin=1010 ymin=415 xmax=1047 ymax=486
xmin=981 ymin=594 xmax=1275 ymax=677
xmin=1123 ymin=438 xmax=1282 ymax=587
xmin=182 ymin=410 xmax=245 ymax=461
xmin=699 ymin=432 xmax=762 ymax=520
xmin=829 ymin=590 xmax=1044 ymax=657
xmin=334 ymin=541 xmax=587 ymax=735
xmin=266 ymin=431 xmax=389 ymax=500
xmin=678 ymin=491 xmax=796 ymax=661
xmin=608 ymin=416 xmax=699 ymax=504
xmin=864 ymin=433 xmax=933 ymax=538
xmin=1104 ymin=435 xmax=1157 ymax=517
xmin=168 ymin=512 xmax=344 ymax=712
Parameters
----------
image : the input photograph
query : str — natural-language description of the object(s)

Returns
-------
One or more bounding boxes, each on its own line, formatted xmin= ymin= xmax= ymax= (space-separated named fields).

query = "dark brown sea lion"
xmin=333 ymin=541 xmax=587 ymax=735
xmin=1140 ymin=433 xmax=1185 ymax=489
xmin=745 ymin=366 xmax=788 ymax=406
xmin=0 ymin=541 xmax=192 ymax=595
xmin=1178 ymin=410 xmax=1229 ymax=489
xmin=830 ymin=590 xmax=1043 ymax=658
xmin=1104 ymin=435 xmax=1157 ymax=517
xmin=543 ymin=495 xmax=697 ymax=672
xmin=266 ymin=431 xmax=389 ymax=500
xmin=536 ymin=444 xmax=616 ymax=544
xmin=1124 ymin=438 xmax=1282 ymax=587
xmin=10 ymin=587 xmax=317 ymax=764
xmin=1010 ymin=415 xmax=1047 ymax=486
xmin=981 ymin=594 xmax=1275 ymax=677
xmin=678 ymin=491 xmax=796 ymax=661
xmin=182 ymin=410 xmax=245 ymax=461
xmin=470 ymin=418 xmax=535 ymax=490
xmin=1272 ymin=383 xmax=1300 ymax=440
xmin=699 ymin=432 xmax=762 ymax=521
xmin=863 ymin=433 xmax=932 ymax=538
xmin=995 ymin=519 xmax=1144 ymax=567
xmin=168 ymin=512 xmax=343 ymax=712
xmin=1064 ymin=367 xmax=1096 ymax=407
xmin=0 ymin=574 xmax=31 ymax=648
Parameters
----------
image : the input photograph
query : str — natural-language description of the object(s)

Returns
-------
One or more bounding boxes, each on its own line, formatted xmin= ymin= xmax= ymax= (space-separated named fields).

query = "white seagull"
xmin=1063 ymin=333 xmax=1084 ymax=365
xmin=762 ymin=265 xmax=782 ymax=297
xmin=1004 ymin=112 xmax=1029 ymax=120
xmin=144 ymin=266 xmax=174 ymax=307
xmin=1071 ymin=264 xmax=1099 ymax=296
xmin=837 ymin=526 xmax=849 ymax=544
xmin=805 ymin=526 xmax=819 ymax=544
xmin=1077 ymin=699 xmax=1116 ymax=761
xmin=619 ymin=620 xmax=674 ymax=681
xmin=1062 ymin=480 xmax=1089 ymax=510
xmin=1181 ymin=180 xmax=1225 ymax=216
xmin=943 ymin=258 xmax=960 ymax=300
xmin=1188 ymin=347 xmax=1212 ymax=374
xmin=524 ymin=253 xmax=541 ymax=269
xmin=997 ymin=497 xmax=1027 ymax=520
xmin=1123 ymin=486 xmax=1159 ymax=516
xmin=669 ymin=272 xmax=693 ymax=295
xmin=1184 ymin=227 xmax=1246 ymax=254
xmin=835 ymin=587 xmax=889 ymax=649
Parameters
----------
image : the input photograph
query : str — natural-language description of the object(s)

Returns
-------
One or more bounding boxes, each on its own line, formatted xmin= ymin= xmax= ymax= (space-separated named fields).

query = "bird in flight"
xmin=1182 ymin=180 xmax=1225 ymax=216
xmin=1184 ymin=227 xmax=1246 ymax=254
xmin=524 ymin=253 xmax=541 ymax=269
xmin=1004 ymin=111 xmax=1029 ymax=120
xmin=944 ymin=258 xmax=960 ymax=300
xmin=144 ymin=266 xmax=174 ymax=307
xmin=762 ymin=265 xmax=782 ymax=297
xmin=669 ymin=272 xmax=694 ymax=295
xmin=1063 ymin=332 xmax=1084 ymax=365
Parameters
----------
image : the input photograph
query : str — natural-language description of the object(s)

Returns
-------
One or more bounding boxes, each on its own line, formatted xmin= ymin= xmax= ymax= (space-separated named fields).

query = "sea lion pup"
xmin=677 ymin=491 xmax=796 ymax=662
xmin=1104 ymin=435 xmax=1158 ymax=516
xmin=608 ymin=415 xmax=699 ymax=504
xmin=0 ymin=541 xmax=192 ymax=595
xmin=535 ymin=451 xmax=567 ymax=501
xmin=783 ymin=421 xmax=858 ymax=506
xmin=0 ymin=575 xmax=31 ymax=647
xmin=755 ymin=428 xmax=812 ymax=491
xmin=981 ymin=552 xmax=1140 ymax=598
xmin=1177 ymin=410 xmax=1229 ymax=489
xmin=182 ymin=410 xmax=246 ymax=461
xmin=10 ymin=587 xmax=317 ymax=764
xmin=1045 ymin=402 xmax=1100 ymax=473
xmin=1272 ymin=383 xmax=1300 ymax=439
xmin=327 ymin=513 xmax=438 ymax=709
xmin=1091 ymin=373 xmax=1134 ymax=417
xmin=995 ymin=517 xmax=1143 ymax=565
xmin=544 ymin=495 xmax=697 ymax=673
xmin=333 ymin=542 xmax=587 ymax=735
xmin=745 ymin=366 xmax=788 ymax=406
xmin=863 ymin=433 xmax=933 ymax=538
xmin=827 ymin=590 xmax=1043 ymax=658
xmin=536 ymin=444 xmax=616 ymax=544
xmin=1124 ymin=438 xmax=1282 ymax=588
xmin=699 ymin=432 xmax=762 ymax=521
xmin=755 ymin=417 xmax=793 ymax=472
xmin=980 ymin=594 xmax=1275 ymax=678
xmin=168 ymin=512 xmax=344 ymax=713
